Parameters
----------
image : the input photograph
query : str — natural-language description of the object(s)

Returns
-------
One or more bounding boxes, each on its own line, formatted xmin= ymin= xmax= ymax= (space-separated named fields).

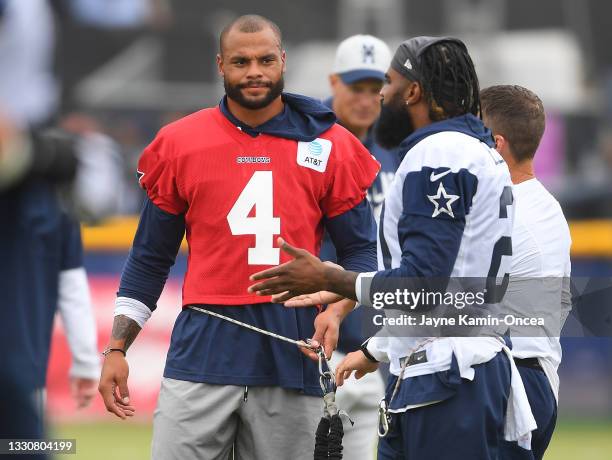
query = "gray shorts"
xmin=152 ymin=378 xmax=323 ymax=460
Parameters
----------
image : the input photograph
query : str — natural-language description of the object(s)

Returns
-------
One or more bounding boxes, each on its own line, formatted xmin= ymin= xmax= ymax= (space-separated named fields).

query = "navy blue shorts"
xmin=499 ymin=365 xmax=557 ymax=460
xmin=378 ymin=352 xmax=511 ymax=460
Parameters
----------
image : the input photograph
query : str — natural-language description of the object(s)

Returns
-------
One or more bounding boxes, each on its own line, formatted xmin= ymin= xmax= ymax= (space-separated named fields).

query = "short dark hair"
xmin=219 ymin=15 xmax=282 ymax=54
xmin=480 ymin=85 xmax=545 ymax=162
xmin=419 ymin=41 xmax=480 ymax=120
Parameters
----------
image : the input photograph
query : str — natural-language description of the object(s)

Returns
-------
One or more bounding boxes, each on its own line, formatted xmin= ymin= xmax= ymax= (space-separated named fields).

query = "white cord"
xmin=187 ymin=305 xmax=316 ymax=350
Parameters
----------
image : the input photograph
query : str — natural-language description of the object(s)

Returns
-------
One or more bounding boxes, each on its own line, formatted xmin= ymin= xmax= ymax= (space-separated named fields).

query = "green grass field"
xmin=52 ymin=419 xmax=612 ymax=460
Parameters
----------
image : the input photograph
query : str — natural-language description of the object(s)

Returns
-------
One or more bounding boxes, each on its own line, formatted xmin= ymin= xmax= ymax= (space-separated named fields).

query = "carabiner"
xmin=317 ymin=348 xmax=328 ymax=375
xmin=320 ymin=370 xmax=336 ymax=395
xmin=308 ymin=339 xmax=336 ymax=395
xmin=378 ymin=398 xmax=391 ymax=438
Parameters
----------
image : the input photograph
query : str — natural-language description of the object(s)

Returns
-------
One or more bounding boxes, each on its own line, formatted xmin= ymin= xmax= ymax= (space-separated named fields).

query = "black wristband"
xmin=360 ymin=340 xmax=378 ymax=363
xmin=102 ymin=348 xmax=126 ymax=357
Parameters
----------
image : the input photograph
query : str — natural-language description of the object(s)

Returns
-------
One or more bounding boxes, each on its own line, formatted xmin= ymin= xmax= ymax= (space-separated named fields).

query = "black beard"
xmin=224 ymin=76 xmax=285 ymax=110
xmin=375 ymin=96 xmax=415 ymax=149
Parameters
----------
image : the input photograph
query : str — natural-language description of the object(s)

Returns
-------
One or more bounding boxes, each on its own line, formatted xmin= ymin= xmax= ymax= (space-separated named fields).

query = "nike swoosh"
xmin=430 ymin=169 xmax=451 ymax=182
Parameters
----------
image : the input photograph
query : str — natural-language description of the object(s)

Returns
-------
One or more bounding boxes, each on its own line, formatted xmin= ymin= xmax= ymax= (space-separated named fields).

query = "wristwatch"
xmin=102 ymin=347 xmax=126 ymax=357
xmin=360 ymin=339 xmax=378 ymax=363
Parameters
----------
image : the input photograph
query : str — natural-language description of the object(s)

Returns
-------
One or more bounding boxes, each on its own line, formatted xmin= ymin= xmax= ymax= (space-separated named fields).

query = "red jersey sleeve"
xmin=321 ymin=129 xmax=381 ymax=218
xmin=137 ymin=129 xmax=187 ymax=215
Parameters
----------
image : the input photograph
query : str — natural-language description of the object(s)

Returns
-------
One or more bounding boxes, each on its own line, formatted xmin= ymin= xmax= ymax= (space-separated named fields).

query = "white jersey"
xmin=358 ymin=118 xmax=537 ymax=443
xmin=359 ymin=116 xmax=514 ymax=380
xmin=504 ymin=179 xmax=572 ymax=402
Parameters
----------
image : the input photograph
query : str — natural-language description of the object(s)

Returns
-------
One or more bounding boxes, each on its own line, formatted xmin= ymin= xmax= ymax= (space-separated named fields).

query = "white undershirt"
xmin=505 ymin=179 xmax=572 ymax=403
xmin=57 ymin=268 xmax=101 ymax=379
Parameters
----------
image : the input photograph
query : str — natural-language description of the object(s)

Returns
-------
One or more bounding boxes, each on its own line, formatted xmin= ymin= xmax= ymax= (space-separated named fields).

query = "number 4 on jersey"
xmin=227 ymin=171 xmax=281 ymax=265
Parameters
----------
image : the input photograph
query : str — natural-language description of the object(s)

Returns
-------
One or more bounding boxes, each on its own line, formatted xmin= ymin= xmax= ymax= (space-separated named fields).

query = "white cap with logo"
xmin=332 ymin=34 xmax=392 ymax=84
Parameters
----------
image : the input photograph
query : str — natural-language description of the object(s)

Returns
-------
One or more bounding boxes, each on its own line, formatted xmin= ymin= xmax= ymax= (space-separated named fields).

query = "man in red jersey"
xmin=98 ymin=14 xmax=380 ymax=459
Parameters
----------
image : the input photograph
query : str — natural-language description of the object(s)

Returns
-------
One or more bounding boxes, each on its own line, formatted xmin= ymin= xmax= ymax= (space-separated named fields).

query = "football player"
xmin=481 ymin=85 xmax=572 ymax=460
xmin=98 ymin=14 xmax=380 ymax=460
xmin=250 ymin=37 xmax=538 ymax=459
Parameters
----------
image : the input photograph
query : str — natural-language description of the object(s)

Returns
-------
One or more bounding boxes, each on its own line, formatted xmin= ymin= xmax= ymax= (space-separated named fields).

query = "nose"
xmin=356 ymin=91 xmax=381 ymax=105
xmin=379 ymin=85 xmax=388 ymax=103
xmin=246 ymin=61 xmax=264 ymax=79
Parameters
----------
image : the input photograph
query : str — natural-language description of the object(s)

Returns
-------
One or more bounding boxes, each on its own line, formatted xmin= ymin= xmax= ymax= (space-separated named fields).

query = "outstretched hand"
xmin=249 ymin=238 xmax=331 ymax=302
xmin=275 ymin=261 xmax=345 ymax=306
xmin=280 ymin=291 xmax=344 ymax=307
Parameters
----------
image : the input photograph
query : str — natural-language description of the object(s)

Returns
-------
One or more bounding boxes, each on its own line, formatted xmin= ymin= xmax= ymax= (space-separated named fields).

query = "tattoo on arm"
xmin=111 ymin=315 xmax=142 ymax=351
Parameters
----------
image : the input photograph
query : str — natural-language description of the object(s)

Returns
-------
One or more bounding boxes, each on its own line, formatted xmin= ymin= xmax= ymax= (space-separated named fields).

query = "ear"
xmin=493 ymin=134 xmax=506 ymax=153
xmin=216 ymin=54 xmax=224 ymax=76
xmin=281 ymin=49 xmax=287 ymax=72
xmin=403 ymin=81 xmax=422 ymax=106
xmin=329 ymin=74 xmax=340 ymax=88
xmin=493 ymin=134 xmax=515 ymax=165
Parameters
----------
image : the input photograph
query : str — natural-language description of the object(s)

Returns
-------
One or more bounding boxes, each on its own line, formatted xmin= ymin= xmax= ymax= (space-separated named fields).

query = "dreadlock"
xmin=419 ymin=41 xmax=480 ymax=121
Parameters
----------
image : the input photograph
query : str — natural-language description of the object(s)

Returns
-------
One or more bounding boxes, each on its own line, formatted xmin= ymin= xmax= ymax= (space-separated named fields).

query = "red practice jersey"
xmin=137 ymin=107 xmax=380 ymax=305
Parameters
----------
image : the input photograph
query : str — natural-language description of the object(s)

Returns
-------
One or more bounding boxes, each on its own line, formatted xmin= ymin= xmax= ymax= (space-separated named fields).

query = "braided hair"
xmin=419 ymin=41 xmax=480 ymax=121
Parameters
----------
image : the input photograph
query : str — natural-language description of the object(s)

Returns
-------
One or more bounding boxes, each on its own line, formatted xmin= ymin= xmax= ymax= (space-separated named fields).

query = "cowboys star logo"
xmin=427 ymin=182 xmax=459 ymax=218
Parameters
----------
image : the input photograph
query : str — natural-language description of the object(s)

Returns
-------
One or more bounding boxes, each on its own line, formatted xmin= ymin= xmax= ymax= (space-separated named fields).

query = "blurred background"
xmin=2 ymin=0 xmax=610 ymax=458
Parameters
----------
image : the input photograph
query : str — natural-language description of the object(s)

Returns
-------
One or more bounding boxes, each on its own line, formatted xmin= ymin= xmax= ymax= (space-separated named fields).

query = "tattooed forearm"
xmin=111 ymin=315 xmax=142 ymax=351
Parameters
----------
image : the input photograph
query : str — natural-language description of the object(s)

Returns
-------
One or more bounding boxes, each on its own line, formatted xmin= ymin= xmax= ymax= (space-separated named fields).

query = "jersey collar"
xmin=219 ymin=96 xmax=290 ymax=138
xmin=398 ymin=114 xmax=495 ymax=161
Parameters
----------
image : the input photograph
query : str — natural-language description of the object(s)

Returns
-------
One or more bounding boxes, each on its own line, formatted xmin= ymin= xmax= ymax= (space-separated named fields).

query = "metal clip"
xmin=320 ymin=371 xmax=335 ymax=395
xmin=378 ymin=398 xmax=391 ymax=438
xmin=308 ymin=339 xmax=336 ymax=395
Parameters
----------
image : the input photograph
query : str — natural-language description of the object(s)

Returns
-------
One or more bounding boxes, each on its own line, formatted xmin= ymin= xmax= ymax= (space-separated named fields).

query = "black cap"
xmin=390 ymin=36 xmax=468 ymax=82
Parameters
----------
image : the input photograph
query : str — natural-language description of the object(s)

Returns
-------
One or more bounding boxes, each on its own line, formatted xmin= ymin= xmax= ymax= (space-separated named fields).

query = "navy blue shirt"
xmin=0 ymin=180 xmax=84 ymax=389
